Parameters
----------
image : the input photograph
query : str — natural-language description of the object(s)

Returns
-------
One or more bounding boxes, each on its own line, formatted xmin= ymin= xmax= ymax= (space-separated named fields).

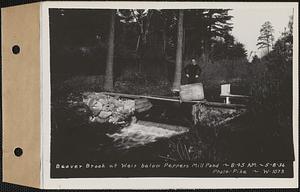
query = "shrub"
xmin=246 ymin=43 xmax=293 ymax=160
xmin=114 ymin=67 xmax=172 ymax=95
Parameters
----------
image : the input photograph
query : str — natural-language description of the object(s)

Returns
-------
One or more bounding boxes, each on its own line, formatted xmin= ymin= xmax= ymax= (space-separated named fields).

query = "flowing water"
xmin=106 ymin=122 xmax=188 ymax=150
xmin=52 ymin=98 xmax=193 ymax=161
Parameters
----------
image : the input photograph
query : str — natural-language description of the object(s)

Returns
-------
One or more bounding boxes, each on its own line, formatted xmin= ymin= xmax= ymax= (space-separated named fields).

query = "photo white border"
xmin=41 ymin=1 xmax=299 ymax=189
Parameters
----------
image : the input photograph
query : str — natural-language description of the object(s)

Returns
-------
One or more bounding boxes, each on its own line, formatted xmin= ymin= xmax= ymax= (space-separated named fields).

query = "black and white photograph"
xmin=47 ymin=2 xmax=297 ymax=181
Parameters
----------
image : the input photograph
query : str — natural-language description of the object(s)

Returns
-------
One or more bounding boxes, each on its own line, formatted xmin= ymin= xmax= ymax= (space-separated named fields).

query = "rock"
xmin=90 ymin=101 xmax=103 ymax=115
xmin=135 ymin=99 xmax=152 ymax=113
xmin=83 ymin=92 xmax=136 ymax=124
xmin=90 ymin=116 xmax=107 ymax=123
xmin=123 ymin=100 xmax=135 ymax=111
xmin=99 ymin=111 xmax=112 ymax=119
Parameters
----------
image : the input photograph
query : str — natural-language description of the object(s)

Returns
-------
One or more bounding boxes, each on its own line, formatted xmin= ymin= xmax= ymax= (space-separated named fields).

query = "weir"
xmin=80 ymin=89 xmax=248 ymax=150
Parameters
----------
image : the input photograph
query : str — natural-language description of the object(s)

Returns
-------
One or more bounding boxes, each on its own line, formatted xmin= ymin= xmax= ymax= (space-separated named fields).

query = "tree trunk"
xmin=162 ymin=28 xmax=166 ymax=55
xmin=104 ymin=9 xmax=116 ymax=91
xmin=162 ymin=23 xmax=169 ymax=76
xmin=172 ymin=10 xmax=184 ymax=92
xmin=135 ymin=35 xmax=142 ymax=73
xmin=182 ymin=28 xmax=186 ymax=59
xmin=267 ymin=37 xmax=270 ymax=54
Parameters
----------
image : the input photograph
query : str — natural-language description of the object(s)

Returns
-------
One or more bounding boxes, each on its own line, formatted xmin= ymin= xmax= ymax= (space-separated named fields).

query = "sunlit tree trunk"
xmin=104 ymin=9 xmax=116 ymax=91
xmin=172 ymin=10 xmax=184 ymax=92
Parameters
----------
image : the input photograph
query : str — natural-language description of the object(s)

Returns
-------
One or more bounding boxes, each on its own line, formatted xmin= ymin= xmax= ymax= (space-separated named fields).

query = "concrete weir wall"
xmin=192 ymin=102 xmax=247 ymax=128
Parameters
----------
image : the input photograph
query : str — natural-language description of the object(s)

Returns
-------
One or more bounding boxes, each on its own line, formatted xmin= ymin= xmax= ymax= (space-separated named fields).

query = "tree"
xmin=251 ymin=54 xmax=260 ymax=64
xmin=117 ymin=9 xmax=154 ymax=72
xmin=210 ymin=34 xmax=247 ymax=60
xmin=183 ymin=9 xmax=233 ymax=61
xmin=104 ymin=9 xmax=116 ymax=91
xmin=249 ymin=16 xmax=294 ymax=159
xmin=172 ymin=10 xmax=184 ymax=92
xmin=257 ymin=21 xmax=274 ymax=54
xmin=274 ymin=14 xmax=293 ymax=61
xmin=230 ymin=42 xmax=247 ymax=59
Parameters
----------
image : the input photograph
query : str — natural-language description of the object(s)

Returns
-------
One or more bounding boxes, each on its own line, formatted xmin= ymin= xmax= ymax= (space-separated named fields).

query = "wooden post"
xmin=225 ymin=97 xmax=230 ymax=104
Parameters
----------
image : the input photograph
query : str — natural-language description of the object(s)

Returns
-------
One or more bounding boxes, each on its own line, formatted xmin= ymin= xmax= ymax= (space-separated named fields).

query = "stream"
xmin=51 ymin=99 xmax=193 ymax=162
xmin=107 ymin=121 xmax=188 ymax=150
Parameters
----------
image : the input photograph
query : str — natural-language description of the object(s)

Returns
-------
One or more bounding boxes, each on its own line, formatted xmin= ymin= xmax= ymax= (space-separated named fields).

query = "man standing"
xmin=184 ymin=58 xmax=201 ymax=84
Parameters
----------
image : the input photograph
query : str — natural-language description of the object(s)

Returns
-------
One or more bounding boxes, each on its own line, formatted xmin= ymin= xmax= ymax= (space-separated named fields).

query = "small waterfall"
xmin=106 ymin=121 xmax=188 ymax=149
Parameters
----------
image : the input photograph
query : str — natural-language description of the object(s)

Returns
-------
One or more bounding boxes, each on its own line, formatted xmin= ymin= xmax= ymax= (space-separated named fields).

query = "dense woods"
xmin=50 ymin=9 xmax=247 ymax=93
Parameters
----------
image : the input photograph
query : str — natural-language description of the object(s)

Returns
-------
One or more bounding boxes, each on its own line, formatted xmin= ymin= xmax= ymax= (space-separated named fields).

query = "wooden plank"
xmin=220 ymin=94 xmax=250 ymax=98
xmin=103 ymin=92 xmax=247 ymax=109
xmin=101 ymin=92 xmax=142 ymax=99
xmin=144 ymin=95 xmax=203 ymax=103
xmin=102 ymin=92 xmax=205 ymax=103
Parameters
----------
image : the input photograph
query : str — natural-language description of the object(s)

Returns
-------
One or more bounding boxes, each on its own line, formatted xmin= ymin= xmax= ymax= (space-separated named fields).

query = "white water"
xmin=106 ymin=123 xmax=187 ymax=149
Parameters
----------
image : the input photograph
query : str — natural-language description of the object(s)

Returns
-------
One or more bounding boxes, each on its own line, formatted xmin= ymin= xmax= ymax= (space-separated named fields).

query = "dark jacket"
xmin=184 ymin=64 xmax=201 ymax=83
